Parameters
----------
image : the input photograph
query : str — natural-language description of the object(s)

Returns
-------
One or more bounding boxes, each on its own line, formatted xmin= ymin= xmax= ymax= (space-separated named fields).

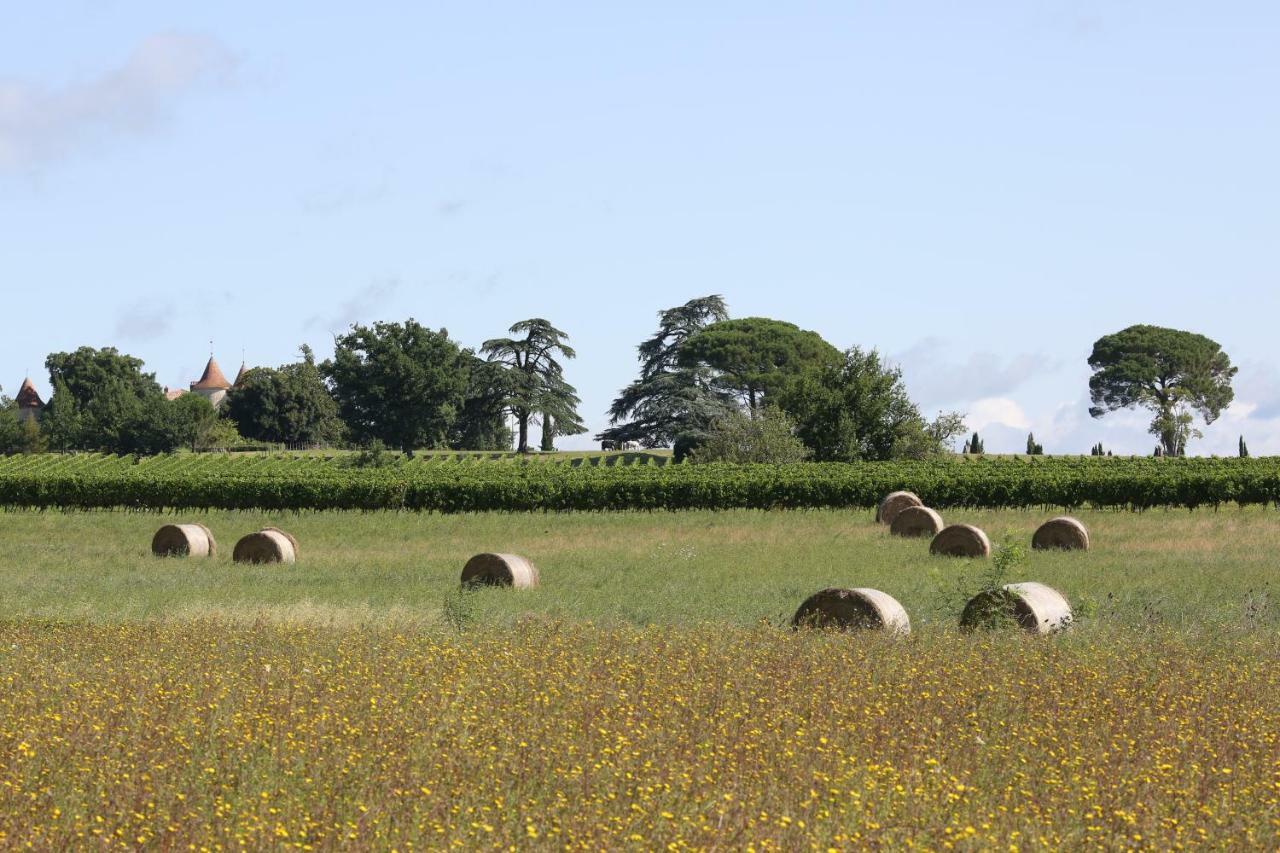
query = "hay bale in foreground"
xmin=929 ymin=524 xmax=992 ymax=558
xmin=890 ymin=506 xmax=944 ymax=538
xmin=792 ymin=587 xmax=911 ymax=634
xmin=260 ymin=527 xmax=300 ymax=559
xmin=151 ymin=523 xmax=217 ymax=558
xmin=960 ymin=581 xmax=1073 ymax=634
xmin=461 ymin=553 xmax=539 ymax=589
xmin=1032 ymin=517 xmax=1090 ymax=551
xmin=232 ymin=529 xmax=297 ymax=564
xmin=876 ymin=491 xmax=923 ymax=525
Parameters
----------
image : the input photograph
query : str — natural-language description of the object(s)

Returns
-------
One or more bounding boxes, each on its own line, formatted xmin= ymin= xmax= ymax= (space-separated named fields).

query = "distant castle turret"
xmin=189 ymin=356 xmax=234 ymax=407
xmin=15 ymin=378 xmax=42 ymax=424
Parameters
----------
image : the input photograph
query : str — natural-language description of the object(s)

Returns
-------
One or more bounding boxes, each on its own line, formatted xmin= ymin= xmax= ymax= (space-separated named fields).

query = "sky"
xmin=2 ymin=2 xmax=1278 ymax=453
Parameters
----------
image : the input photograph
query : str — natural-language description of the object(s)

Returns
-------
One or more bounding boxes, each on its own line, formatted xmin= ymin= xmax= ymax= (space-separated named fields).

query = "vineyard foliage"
xmin=1 ymin=452 xmax=1279 ymax=512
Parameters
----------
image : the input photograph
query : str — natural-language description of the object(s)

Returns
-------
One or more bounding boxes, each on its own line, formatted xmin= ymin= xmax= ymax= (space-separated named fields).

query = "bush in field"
xmin=782 ymin=347 xmax=965 ymax=461
xmin=690 ymin=408 xmax=810 ymax=464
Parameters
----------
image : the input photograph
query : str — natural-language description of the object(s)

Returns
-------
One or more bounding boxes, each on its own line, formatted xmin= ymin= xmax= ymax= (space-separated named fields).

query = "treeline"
xmin=2 ymin=296 xmax=969 ymax=461
xmin=2 ymin=454 xmax=1278 ymax=512
xmin=0 ymin=318 xmax=585 ymax=456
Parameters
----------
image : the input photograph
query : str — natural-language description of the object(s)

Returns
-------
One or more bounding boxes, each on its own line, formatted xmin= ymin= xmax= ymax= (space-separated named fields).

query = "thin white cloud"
xmin=114 ymin=297 xmax=175 ymax=342
xmin=893 ymin=337 xmax=1056 ymax=407
xmin=305 ymin=277 xmax=401 ymax=332
xmin=0 ymin=32 xmax=235 ymax=173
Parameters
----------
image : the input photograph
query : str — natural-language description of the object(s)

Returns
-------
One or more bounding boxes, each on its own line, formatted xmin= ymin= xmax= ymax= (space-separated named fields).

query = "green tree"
xmin=225 ymin=346 xmax=344 ymax=446
xmin=0 ymin=392 xmax=20 ymax=454
xmin=599 ymin=295 xmax=735 ymax=448
xmin=450 ymin=357 xmax=514 ymax=451
xmin=1239 ymin=435 xmax=1249 ymax=458
xmin=41 ymin=347 xmax=165 ymax=451
xmin=482 ymin=319 xmax=585 ymax=453
xmin=678 ymin=317 xmax=841 ymax=414
xmin=780 ymin=347 xmax=965 ymax=461
xmin=1088 ymin=325 xmax=1236 ymax=457
xmin=323 ymin=320 xmax=473 ymax=453
xmin=691 ymin=407 xmax=810 ymax=464
xmin=1026 ymin=433 xmax=1044 ymax=455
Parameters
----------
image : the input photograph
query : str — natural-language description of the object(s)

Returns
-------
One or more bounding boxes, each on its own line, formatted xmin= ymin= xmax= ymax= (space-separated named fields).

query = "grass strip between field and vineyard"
xmin=4 ymin=454 xmax=1280 ymax=511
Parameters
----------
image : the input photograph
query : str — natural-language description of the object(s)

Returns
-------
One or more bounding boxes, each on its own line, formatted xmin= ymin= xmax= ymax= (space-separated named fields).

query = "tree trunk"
xmin=540 ymin=415 xmax=555 ymax=452
xmin=516 ymin=409 xmax=530 ymax=453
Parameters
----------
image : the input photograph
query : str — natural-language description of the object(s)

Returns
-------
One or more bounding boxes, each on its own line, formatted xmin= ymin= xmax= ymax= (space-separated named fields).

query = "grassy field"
xmin=1 ymin=507 xmax=1278 ymax=847
xmin=1 ymin=507 xmax=1277 ymax=628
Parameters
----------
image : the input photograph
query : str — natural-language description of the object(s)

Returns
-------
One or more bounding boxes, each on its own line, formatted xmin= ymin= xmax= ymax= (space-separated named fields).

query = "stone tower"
xmin=190 ymin=356 xmax=232 ymax=407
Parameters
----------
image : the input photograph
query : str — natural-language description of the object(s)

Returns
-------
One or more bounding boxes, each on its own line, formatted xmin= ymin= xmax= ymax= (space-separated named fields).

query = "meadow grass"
xmin=1 ymin=508 xmax=1277 ymax=848
xmin=1 ymin=506 xmax=1277 ymax=629
xmin=1 ymin=621 xmax=1276 ymax=848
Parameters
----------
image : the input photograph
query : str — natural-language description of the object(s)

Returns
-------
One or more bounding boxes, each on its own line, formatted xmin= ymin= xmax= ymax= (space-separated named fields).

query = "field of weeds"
xmin=1 ymin=622 xmax=1277 ymax=848
xmin=1 ymin=507 xmax=1278 ymax=847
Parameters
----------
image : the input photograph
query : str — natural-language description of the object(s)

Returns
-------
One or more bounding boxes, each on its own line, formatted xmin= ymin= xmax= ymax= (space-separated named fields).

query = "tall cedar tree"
xmin=599 ymin=295 xmax=734 ymax=447
xmin=482 ymin=319 xmax=586 ymax=453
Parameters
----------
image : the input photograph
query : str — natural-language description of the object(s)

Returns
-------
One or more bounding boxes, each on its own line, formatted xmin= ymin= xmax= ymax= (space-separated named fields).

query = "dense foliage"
xmin=781 ymin=347 xmax=965 ymax=461
xmin=224 ymin=346 xmax=343 ymax=446
xmin=1088 ymin=324 xmax=1237 ymax=456
xmin=38 ymin=346 xmax=220 ymax=454
xmin=690 ymin=408 xmax=810 ymax=464
xmin=3 ymin=453 xmax=1280 ymax=511
xmin=600 ymin=295 xmax=734 ymax=448
xmin=482 ymin=318 xmax=585 ymax=452
xmin=323 ymin=320 xmax=505 ymax=453
xmin=678 ymin=317 xmax=842 ymax=413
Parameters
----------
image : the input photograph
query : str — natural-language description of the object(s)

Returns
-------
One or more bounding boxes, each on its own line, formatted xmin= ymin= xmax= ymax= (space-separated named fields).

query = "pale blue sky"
xmin=3 ymin=3 xmax=1278 ymax=452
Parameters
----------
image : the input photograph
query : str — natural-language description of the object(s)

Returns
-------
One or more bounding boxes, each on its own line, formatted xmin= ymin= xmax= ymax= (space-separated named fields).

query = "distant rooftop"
xmin=15 ymin=377 xmax=42 ymax=408
xmin=190 ymin=356 xmax=232 ymax=391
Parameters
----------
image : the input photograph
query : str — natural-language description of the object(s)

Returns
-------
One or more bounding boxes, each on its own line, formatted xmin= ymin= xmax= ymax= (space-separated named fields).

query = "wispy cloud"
xmin=114 ymin=297 xmax=175 ymax=342
xmin=305 ymin=277 xmax=401 ymax=332
xmin=892 ymin=337 xmax=1057 ymax=406
xmin=0 ymin=32 xmax=236 ymax=173
xmin=299 ymin=176 xmax=390 ymax=214
xmin=437 ymin=200 xmax=467 ymax=217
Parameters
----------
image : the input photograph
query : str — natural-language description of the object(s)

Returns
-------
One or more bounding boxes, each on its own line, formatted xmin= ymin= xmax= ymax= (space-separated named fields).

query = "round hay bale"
xmin=792 ymin=587 xmax=910 ymax=634
xmin=876 ymin=491 xmax=923 ymax=525
xmin=960 ymin=581 xmax=1073 ymax=634
xmin=232 ymin=529 xmax=297 ymax=565
xmin=929 ymin=524 xmax=992 ymax=558
xmin=151 ymin=523 xmax=217 ymax=558
xmin=1032 ymin=516 xmax=1090 ymax=551
xmin=260 ymin=527 xmax=300 ymax=559
xmin=890 ymin=506 xmax=944 ymax=538
xmin=461 ymin=553 xmax=539 ymax=589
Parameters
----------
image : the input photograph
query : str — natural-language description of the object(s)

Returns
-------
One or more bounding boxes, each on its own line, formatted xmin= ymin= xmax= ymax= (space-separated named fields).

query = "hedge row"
xmin=2 ymin=455 xmax=1279 ymax=511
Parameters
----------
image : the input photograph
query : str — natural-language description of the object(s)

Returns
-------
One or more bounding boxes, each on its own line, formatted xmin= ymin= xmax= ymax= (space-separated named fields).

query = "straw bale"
xmin=890 ymin=506 xmax=944 ymax=538
xmin=232 ymin=529 xmax=297 ymax=564
xmin=461 ymin=553 xmax=540 ymax=589
xmin=960 ymin=581 xmax=1073 ymax=634
xmin=929 ymin=524 xmax=992 ymax=558
xmin=876 ymin=491 xmax=923 ymax=525
xmin=1032 ymin=517 xmax=1090 ymax=551
xmin=151 ymin=523 xmax=217 ymax=558
xmin=792 ymin=587 xmax=911 ymax=634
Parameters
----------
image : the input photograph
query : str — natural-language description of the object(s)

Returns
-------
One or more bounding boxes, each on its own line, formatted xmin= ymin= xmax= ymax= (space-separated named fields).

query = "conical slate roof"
xmin=190 ymin=357 xmax=232 ymax=391
xmin=15 ymin=377 xmax=42 ymax=408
